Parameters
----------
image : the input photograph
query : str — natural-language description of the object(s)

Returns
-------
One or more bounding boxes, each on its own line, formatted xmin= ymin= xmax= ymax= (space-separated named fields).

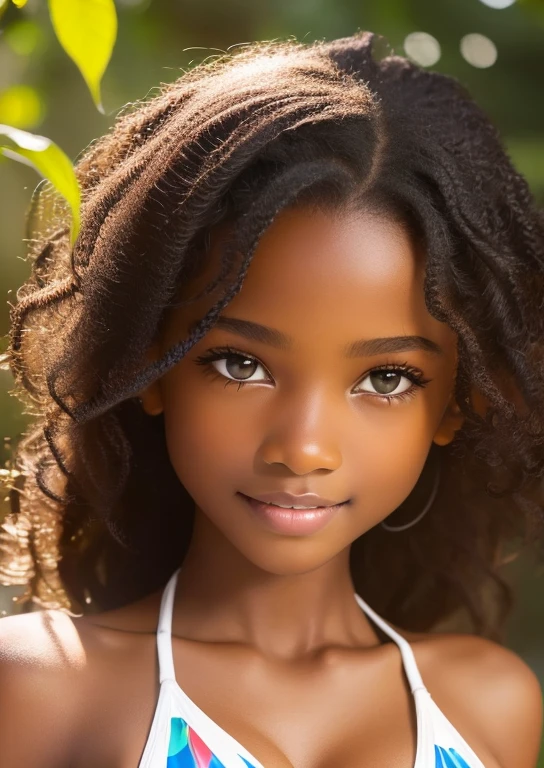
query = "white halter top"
xmin=138 ymin=568 xmax=487 ymax=768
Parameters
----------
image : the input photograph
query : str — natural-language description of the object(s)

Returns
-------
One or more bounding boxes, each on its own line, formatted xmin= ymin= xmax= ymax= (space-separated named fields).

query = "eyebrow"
xmin=189 ymin=316 xmax=444 ymax=357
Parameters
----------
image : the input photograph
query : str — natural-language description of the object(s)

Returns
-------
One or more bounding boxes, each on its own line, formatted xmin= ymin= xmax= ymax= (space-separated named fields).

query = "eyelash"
xmin=194 ymin=345 xmax=432 ymax=405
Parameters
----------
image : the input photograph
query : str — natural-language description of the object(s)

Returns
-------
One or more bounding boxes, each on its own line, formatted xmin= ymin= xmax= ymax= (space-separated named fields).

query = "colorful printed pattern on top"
xmin=167 ymin=718 xmax=473 ymax=768
xmin=435 ymin=745 xmax=472 ymax=767
xmin=167 ymin=717 xmax=257 ymax=768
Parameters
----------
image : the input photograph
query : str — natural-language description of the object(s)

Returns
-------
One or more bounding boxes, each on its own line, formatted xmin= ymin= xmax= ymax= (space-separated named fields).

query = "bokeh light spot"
xmin=478 ymin=0 xmax=515 ymax=8
xmin=4 ymin=19 xmax=44 ymax=57
xmin=460 ymin=33 xmax=498 ymax=68
xmin=0 ymin=85 xmax=45 ymax=129
xmin=404 ymin=32 xmax=441 ymax=67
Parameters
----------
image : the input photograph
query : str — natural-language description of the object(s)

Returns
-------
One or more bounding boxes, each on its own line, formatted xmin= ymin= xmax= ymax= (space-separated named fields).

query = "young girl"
xmin=0 ymin=30 xmax=543 ymax=768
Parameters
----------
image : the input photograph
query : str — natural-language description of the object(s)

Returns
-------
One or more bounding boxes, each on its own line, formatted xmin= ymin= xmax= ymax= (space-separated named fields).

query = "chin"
xmin=233 ymin=537 xmax=345 ymax=577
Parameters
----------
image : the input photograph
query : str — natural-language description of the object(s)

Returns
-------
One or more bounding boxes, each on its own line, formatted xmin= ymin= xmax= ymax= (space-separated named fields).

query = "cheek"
xmin=343 ymin=424 xmax=432 ymax=528
xmin=160 ymin=367 xmax=254 ymax=509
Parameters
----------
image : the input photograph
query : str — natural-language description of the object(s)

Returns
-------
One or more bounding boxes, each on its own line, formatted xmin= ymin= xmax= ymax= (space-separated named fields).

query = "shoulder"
xmin=412 ymin=630 xmax=543 ymax=768
xmin=0 ymin=593 xmax=162 ymax=768
xmin=0 ymin=606 xmax=86 ymax=667
xmin=0 ymin=609 xmax=86 ymax=767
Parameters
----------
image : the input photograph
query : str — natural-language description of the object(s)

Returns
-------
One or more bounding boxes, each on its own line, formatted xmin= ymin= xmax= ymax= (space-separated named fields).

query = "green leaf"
xmin=0 ymin=124 xmax=81 ymax=244
xmin=47 ymin=0 xmax=117 ymax=113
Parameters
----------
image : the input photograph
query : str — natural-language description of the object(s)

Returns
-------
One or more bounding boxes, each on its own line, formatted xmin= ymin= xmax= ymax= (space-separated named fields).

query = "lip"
xmin=244 ymin=490 xmax=348 ymax=508
xmin=238 ymin=493 xmax=348 ymax=536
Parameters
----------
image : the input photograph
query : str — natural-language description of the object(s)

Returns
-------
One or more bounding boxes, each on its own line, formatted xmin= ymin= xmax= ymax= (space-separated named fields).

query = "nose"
xmin=258 ymin=390 xmax=343 ymax=474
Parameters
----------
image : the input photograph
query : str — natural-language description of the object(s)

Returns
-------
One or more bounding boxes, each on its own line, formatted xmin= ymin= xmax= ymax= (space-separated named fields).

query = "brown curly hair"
xmin=1 ymin=31 xmax=544 ymax=642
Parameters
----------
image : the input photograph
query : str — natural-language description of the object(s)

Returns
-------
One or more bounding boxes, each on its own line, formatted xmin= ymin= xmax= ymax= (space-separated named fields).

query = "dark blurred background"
xmin=1 ymin=0 xmax=543 ymax=760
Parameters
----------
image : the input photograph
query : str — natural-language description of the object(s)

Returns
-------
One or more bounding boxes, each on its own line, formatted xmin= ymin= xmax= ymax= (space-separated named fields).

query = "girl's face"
xmin=141 ymin=205 xmax=463 ymax=576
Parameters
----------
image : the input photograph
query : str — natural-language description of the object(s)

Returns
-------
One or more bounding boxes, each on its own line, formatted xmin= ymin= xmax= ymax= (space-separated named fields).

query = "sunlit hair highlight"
xmin=1 ymin=32 xmax=544 ymax=640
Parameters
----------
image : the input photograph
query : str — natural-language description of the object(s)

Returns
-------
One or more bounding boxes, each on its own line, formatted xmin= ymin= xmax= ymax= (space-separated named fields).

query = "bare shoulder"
xmin=0 ymin=591 xmax=162 ymax=768
xmin=409 ymin=628 xmax=543 ymax=768
xmin=0 ymin=608 xmax=86 ymax=767
xmin=0 ymin=606 xmax=86 ymax=667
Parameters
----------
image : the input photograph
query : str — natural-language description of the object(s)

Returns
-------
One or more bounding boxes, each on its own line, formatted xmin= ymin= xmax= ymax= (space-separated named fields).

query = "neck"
xmin=171 ymin=509 xmax=380 ymax=660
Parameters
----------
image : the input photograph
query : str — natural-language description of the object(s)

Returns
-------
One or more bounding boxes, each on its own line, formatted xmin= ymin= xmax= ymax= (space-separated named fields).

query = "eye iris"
xmin=371 ymin=371 xmax=401 ymax=394
xmin=227 ymin=356 xmax=257 ymax=380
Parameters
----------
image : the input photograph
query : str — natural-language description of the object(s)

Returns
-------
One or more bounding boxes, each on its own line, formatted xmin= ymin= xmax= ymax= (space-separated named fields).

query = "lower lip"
xmin=239 ymin=493 xmax=347 ymax=536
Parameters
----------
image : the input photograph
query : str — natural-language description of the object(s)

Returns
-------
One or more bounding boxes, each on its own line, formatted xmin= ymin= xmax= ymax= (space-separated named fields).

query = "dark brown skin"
xmin=0 ymin=207 xmax=542 ymax=767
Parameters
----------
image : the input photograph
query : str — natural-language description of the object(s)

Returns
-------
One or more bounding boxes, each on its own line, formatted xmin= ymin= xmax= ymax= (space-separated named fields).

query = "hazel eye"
xmin=213 ymin=355 xmax=268 ymax=382
xmin=194 ymin=347 xmax=271 ymax=386
xmin=356 ymin=370 xmax=413 ymax=397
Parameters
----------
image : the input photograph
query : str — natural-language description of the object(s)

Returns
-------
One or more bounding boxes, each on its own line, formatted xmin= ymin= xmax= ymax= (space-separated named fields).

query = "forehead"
xmin=242 ymin=205 xmax=423 ymax=306
xmin=168 ymin=205 xmax=454 ymax=354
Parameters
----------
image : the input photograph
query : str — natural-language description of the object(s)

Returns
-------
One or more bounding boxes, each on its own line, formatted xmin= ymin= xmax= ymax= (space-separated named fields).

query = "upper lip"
xmin=242 ymin=491 xmax=348 ymax=508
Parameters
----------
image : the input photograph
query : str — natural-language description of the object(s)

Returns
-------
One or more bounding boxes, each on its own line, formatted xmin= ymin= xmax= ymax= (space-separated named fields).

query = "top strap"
xmin=157 ymin=567 xmax=181 ymax=683
xmin=354 ymin=593 xmax=426 ymax=694
xmin=156 ymin=567 xmax=426 ymax=695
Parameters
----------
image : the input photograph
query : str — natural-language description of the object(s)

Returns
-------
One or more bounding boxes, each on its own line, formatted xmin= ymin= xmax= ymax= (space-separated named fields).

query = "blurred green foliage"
xmin=0 ymin=0 xmax=117 ymax=240
xmin=48 ymin=0 xmax=118 ymax=111
xmin=0 ymin=0 xmax=543 ymax=760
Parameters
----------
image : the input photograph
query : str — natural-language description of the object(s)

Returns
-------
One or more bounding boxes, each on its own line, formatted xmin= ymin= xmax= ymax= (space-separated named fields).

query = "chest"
xmin=72 ymin=638 xmax=420 ymax=768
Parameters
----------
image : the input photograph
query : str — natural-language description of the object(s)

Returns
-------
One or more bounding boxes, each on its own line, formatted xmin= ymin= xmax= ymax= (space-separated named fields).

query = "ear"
xmin=136 ymin=342 xmax=163 ymax=416
xmin=433 ymin=386 xmax=491 ymax=446
xmin=433 ymin=382 xmax=465 ymax=445
xmin=433 ymin=394 xmax=465 ymax=446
